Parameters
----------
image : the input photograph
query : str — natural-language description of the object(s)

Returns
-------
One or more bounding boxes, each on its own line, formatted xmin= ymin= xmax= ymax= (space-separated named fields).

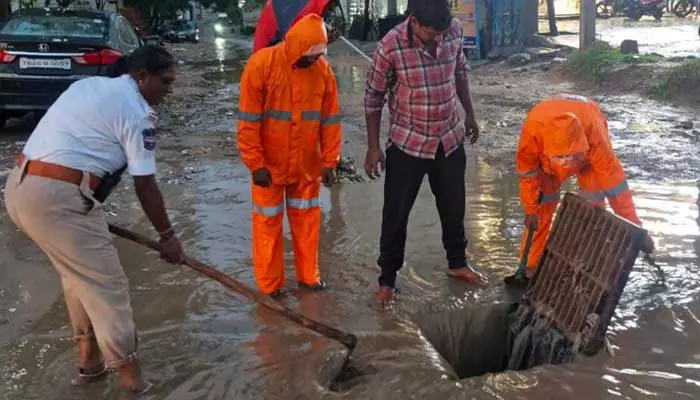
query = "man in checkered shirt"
xmin=363 ymin=0 xmax=483 ymax=305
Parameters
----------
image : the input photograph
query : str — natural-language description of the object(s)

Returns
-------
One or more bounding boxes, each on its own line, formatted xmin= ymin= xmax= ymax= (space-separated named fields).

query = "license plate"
xmin=19 ymin=57 xmax=71 ymax=70
xmin=178 ymin=35 xmax=186 ymax=38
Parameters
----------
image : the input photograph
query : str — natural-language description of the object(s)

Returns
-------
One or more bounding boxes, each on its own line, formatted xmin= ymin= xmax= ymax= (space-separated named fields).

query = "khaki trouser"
xmin=4 ymin=166 xmax=137 ymax=369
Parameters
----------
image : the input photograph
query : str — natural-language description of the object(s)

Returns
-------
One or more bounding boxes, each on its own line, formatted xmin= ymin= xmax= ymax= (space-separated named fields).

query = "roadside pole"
xmin=580 ymin=0 xmax=596 ymax=49
xmin=387 ymin=0 xmax=397 ymax=16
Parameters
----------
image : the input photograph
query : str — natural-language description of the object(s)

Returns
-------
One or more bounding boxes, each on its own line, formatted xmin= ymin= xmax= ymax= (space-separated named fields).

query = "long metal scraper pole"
xmin=339 ymin=35 xmax=372 ymax=63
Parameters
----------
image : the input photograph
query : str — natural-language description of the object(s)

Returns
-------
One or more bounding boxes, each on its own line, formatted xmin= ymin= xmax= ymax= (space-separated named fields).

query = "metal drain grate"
xmin=524 ymin=192 xmax=647 ymax=355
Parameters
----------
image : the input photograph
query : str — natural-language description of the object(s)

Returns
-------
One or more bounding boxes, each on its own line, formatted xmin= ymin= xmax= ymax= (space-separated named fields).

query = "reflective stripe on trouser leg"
xmin=285 ymin=180 xmax=321 ymax=286
xmin=251 ymin=184 xmax=286 ymax=294
xmin=3 ymin=174 xmax=137 ymax=369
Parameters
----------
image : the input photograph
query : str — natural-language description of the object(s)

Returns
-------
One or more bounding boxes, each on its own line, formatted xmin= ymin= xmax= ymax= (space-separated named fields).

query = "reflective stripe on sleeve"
xmin=603 ymin=180 xmax=629 ymax=199
xmin=321 ymin=114 xmax=341 ymax=125
xmin=539 ymin=192 xmax=560 ymax=204
xmin=578 ymin=189 xmax=606 ymax=203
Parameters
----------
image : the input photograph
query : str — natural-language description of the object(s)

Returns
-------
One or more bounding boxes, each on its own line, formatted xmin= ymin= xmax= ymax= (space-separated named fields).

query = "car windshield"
xmin=171 ymin=21 xmax=193 ymax=30
xmin=0 ymin=15 xmax=108 ymax=38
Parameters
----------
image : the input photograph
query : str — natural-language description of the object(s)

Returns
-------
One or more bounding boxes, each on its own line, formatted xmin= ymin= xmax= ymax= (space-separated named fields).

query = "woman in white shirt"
xmin=4 ymin=45 xmax=182 ymax=395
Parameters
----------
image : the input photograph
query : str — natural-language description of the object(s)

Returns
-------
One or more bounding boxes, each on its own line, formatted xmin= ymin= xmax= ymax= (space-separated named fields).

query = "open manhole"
xmin=417 ymin=192 xmax=647 ymax=379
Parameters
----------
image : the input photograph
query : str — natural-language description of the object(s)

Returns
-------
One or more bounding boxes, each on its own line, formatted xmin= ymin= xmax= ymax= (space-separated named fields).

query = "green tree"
xmin=0 ymin=0 xmax=8 ymax=18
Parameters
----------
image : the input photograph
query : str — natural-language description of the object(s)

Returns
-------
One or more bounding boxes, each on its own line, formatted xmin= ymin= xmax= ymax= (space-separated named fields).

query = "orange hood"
xmin=283 ymin=14 xmax=328 ymax=64
xmin=542 ymin=112 xmax=589 ymax=156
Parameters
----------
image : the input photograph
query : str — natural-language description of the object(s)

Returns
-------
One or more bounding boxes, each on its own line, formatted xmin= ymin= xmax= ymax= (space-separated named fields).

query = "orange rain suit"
xmin=236 ymin=14 xmax=342 ymax=294
xmin=515 ymin=93 xmax=642 ymax=270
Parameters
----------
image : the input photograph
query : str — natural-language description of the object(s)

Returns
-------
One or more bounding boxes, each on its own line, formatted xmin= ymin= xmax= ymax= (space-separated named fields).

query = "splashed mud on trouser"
xmin=3 ymin=167 xmax=138 ymax=369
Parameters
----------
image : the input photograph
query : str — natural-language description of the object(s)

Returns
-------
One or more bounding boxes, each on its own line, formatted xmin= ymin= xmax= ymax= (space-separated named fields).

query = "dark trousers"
xmin=377 ymin=143 xmax=468 ymax=288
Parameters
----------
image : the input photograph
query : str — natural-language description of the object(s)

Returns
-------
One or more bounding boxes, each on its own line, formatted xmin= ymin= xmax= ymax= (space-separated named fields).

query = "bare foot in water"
xmin=374 ymin=286 xmax=395 ymax=307
xmin=446 ymin=266 xmax=486 ymax=286
xmin=115 ymin=360 xmax=152 ymax=394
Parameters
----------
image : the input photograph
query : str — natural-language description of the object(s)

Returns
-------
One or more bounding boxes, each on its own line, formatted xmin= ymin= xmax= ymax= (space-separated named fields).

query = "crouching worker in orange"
xmin=237 ymin=14 xmax=341 ymax=296
xmin=515 ymin=93 xmax=654 ymax=279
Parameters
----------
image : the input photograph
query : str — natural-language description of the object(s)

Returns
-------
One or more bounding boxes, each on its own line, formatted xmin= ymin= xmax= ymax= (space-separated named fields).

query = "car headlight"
xmin=214 ymin=23 xmax=223 ymax=34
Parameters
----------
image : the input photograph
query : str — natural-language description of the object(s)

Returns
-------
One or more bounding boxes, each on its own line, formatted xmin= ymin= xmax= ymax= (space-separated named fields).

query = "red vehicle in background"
xmin=253 ymin=0 xmax=345 ymax=54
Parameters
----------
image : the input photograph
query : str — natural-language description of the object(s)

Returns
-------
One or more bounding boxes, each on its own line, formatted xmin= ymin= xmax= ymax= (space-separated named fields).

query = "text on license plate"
xmin=19 ymin=57 xmax=71 ymax=70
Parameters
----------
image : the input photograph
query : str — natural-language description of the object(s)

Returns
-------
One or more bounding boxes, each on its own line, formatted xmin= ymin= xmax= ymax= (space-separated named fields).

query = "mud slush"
xmin=107 ymin=224 xmax=358 ymax=353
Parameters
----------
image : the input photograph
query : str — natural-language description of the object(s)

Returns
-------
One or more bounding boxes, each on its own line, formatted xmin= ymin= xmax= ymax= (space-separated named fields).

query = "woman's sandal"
xmin=70 ymin=364 xmax=109 ymax=386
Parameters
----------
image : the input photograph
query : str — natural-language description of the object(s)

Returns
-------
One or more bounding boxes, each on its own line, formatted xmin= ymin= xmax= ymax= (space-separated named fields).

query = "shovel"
xmin=504 ymin=227 xmax=534 ymax=288
xmin=108 ymin=224 xmax=358 ymax=353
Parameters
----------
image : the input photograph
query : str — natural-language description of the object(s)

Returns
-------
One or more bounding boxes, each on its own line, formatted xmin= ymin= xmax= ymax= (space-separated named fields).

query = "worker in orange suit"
xmin=515 ymin=93 xmax=654 ymax=279
xmin=237 ymin=14 xmax=341 ymax=296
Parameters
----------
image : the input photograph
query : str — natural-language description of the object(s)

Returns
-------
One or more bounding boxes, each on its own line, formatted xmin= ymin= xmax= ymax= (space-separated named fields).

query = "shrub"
xmin=566 ymin=40 xmax=661 ymax=81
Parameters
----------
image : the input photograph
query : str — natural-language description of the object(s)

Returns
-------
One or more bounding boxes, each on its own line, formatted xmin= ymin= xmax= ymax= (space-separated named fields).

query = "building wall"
xmin=344 ymin=0 xmax=408 ymax=20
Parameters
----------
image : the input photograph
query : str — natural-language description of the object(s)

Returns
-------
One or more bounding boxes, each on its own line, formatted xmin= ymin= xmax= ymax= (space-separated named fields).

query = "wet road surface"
xmin=548 ymin=16 xmax=700 ymax=56
xmin=1 ymin=22 xmax=700 ymax=399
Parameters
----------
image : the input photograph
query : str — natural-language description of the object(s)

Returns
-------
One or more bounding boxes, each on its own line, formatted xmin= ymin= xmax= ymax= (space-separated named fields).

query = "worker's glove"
xmin=641 ymin=234 xmax=655 ymax=254
xmin=159 ymin=230 xmax=185 ymax=264
xmin=252 ymin=167 xmax=272 ymax=188
xmin=524 ymin=214 xmax=539 ymax=230
xmin=321 ymin=167 xmax=336 ymax=187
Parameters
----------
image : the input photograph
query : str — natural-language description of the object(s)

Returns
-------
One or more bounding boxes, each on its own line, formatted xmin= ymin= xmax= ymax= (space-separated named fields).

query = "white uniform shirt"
xmin=22 ymin=74 xmax=158 ymax=177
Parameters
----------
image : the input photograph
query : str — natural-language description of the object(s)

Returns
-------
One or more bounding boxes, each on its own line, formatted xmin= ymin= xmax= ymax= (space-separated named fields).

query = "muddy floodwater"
xmin=1 ymin=22 xmax=700 ymax=400
xmin=550 ymin=17 xmax=700 ymax=57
